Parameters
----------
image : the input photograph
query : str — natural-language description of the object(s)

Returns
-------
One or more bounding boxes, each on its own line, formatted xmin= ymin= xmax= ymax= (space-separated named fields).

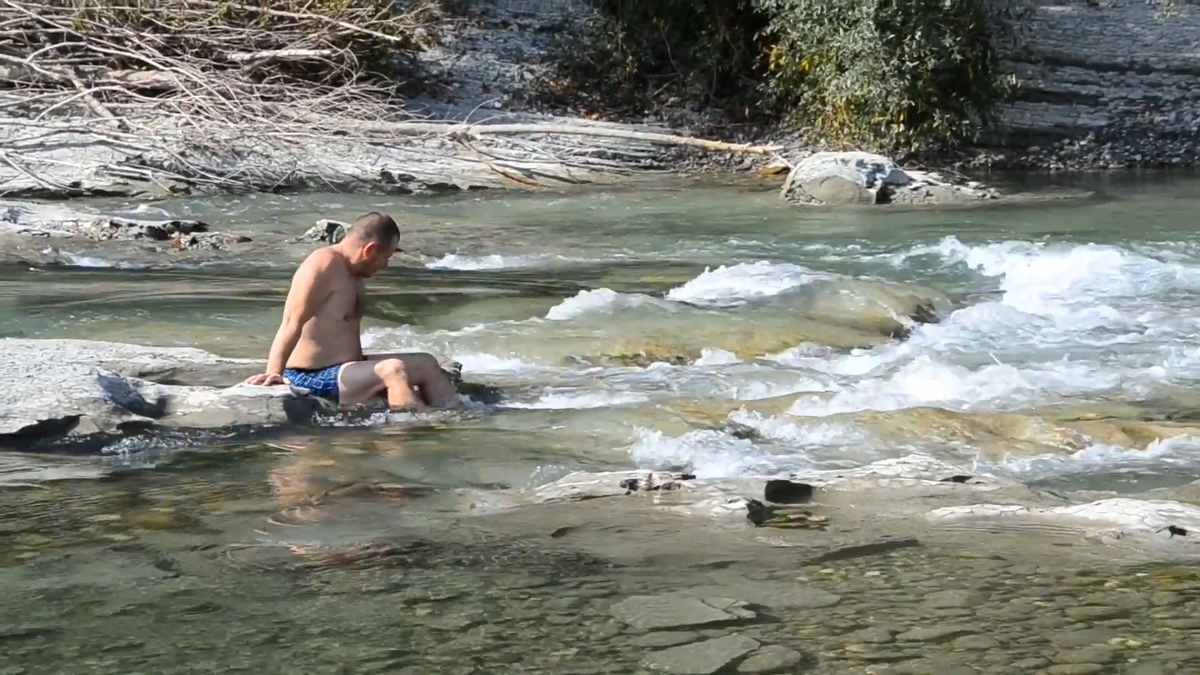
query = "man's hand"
xmin=244 ymin=373 xmax=290 ymax=386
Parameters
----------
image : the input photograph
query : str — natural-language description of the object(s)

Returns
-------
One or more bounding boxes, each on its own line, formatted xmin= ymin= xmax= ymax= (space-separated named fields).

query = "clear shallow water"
xmin=3 ymin=175 xmax=1200 ymax=672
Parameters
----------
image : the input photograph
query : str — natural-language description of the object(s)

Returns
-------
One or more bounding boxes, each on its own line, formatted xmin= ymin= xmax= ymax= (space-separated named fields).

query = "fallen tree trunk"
xmin=338 ymin=120 xmax=779 ymax=154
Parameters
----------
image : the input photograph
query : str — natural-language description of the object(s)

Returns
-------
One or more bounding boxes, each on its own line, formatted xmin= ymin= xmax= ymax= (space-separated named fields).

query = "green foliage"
xmin=560 ymin=0 xmax=1028 ymax=153
xmin=542 ymin=0 xmax=767 ymax=119
xmin=758 ymin=0 xmax=1027 ymax=153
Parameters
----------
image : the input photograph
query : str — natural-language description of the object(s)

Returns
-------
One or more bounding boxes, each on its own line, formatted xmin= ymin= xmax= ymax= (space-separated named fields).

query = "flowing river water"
xmin=2 ymin=174 xmax=1200 ymax=674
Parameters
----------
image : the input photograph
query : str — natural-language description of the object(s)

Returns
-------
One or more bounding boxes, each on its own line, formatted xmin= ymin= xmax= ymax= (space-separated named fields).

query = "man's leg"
xmin=338 ymin=353 xmax=462 ymax=410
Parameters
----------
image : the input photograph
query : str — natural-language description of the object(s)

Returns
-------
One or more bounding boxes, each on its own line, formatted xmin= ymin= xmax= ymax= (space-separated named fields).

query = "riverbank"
xmin=5 ymin=0 xmax=1198 ymax=202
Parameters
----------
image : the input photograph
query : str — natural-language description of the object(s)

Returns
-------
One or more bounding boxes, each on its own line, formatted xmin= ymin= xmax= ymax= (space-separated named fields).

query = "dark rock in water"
xmin=909 ymin=301 xmax=941 ymax=324
xmin=744 ymin=499 xmax=828 ymax=530
xmin=746 ymin=499 xmax=768 ymax=526
xmin=763 ymin=479 xmax=814 ymax=504
xmin=941 ymin=475 xmax=974 ymax=484
xmin=297 ymin=218 xmax=348 ymax=244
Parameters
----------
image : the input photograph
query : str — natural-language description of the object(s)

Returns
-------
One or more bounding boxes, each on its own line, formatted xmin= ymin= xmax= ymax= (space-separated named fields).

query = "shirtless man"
xmin=243 ymin=212 xmax=462 ymax=411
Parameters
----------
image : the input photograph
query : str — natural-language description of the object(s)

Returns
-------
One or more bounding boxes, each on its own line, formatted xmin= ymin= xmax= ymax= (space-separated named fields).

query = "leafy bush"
xmin=557 ymin=0 xmax=1028 ymax=153
xmin=758 ymin=0 xmax=1027 ymax=153
xmin=540 ymin=0 xmax=767 ymax=120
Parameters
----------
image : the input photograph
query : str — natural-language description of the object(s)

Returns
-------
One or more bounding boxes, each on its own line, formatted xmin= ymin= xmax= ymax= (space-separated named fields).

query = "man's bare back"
xmin=243 ymin=212 xmax=462 ymax=411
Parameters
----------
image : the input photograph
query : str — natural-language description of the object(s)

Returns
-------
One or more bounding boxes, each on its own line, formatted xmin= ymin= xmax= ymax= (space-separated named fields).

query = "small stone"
xmin=737 ymin=645 xmax=805 ymax=674
xmin=1155 ymin=618 xmax=1200 ymax=629
xmin=640 ymin=634 xmax=760 ymax=674
xmin=1049 ymin=628 xmax=1119 ymax=648
xmin=1046 ymin=666 xmax=1105 ymax=675
xmin=686 ymin=582 xmax=841 ymax=610
xmin=590 ymin=621 xmax=624 ymax=640
xmin=846 ymin=627 xmax=896 ymax=644
xmin=700 ymin=597 xmax=757 ymax=619
xmin=1065 ymin=606 xmax=1128 ymax=621
xmin=952 ymin=634 xmax=999 ymax=650
xmin=1151 ymin=592 xmax=1185 ymax=607
xmin=925 ymin=589 xmax=979 ymax=609
xmin=1011 ymin=657 xmax=1050 ymax=669
xmin=1124 ymin=663 xmax=1169 ymax=675
xmin=635 ymin=632 xmax=701 ymax=648
xmin=896 ymin=625 xmax=978 ymax=642
xmin=1053 ymin=647 xmax=1115 ymax=664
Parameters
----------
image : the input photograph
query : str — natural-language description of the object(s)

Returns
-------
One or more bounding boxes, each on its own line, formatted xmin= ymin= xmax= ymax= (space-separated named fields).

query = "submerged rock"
xmin=640 ymin=634 xmax=760 ymax=675
xmin=610 ymin=593 xmax=755 ymax=630
xmin=927 ymin=498 xmax=1200 ymax=552
xmin=737 ymin=645 xmax=805 ymax=674
xmin=781 ymin=152 xmax=998 ymax=206
xmin=0 ymin=200 xmax=250 ymax=250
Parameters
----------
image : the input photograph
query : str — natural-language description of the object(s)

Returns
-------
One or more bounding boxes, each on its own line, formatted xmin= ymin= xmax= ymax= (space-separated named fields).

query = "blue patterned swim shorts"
xmin=283 ymin=363 xmax=344 ymax=401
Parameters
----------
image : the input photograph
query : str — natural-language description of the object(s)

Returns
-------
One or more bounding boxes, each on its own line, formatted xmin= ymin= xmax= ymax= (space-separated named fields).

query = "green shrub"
xmin=758 ymin=0 xmax=1027 ymax=153
xmin=561 ymin=0 xmax=1028 ymax=153
xmin=543 ymin=0 xmax=767 ymax=119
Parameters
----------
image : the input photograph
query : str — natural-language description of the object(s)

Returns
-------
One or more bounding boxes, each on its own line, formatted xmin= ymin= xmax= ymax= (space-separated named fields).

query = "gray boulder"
xmin=0 ymin=200 xmax=251 ymax=250
xmin=297 ymin=218 xmax=349 ymax=244
xmin=781 ymin=151 xmax=997 ymax=206
xmin=0 ymin=338 xmax=319 ymax=443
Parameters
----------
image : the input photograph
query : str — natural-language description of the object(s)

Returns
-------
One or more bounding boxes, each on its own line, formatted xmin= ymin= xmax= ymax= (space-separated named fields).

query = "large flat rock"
xmin=0 ymin=338 xmax=319 ymax=443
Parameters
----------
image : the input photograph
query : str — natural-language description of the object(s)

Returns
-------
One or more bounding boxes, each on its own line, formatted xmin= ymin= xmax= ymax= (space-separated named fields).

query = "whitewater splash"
xmin=424 ymin=252 xmax=581 ymax=270
xmin=366 ymin=236 xmax=1200 ymax=487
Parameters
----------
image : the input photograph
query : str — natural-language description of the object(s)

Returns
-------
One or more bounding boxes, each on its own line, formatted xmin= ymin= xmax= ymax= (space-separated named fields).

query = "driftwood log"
xmin=0 ymin=0 xmax=780 ymax=195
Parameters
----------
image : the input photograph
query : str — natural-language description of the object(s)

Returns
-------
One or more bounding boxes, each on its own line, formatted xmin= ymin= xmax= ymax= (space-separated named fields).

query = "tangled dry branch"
xmin=0 ymin=0 xmax=777 ymax=195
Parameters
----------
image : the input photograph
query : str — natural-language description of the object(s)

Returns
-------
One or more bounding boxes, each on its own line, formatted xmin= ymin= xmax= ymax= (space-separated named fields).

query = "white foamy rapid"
xmin=768 ymin=237 xmax=1200 ymax=419
xmin=666 ymin=261 xmax=821 ymax=306
xmin=624 ymin=237 xmax=1200 ymax=480
xmin=425 ymin=253 xmax=579 ymax=270
xmin=363 ymin=234 xmax=1200 ymax=487
xmin=544 ymin=288 xmax=663 ymax=321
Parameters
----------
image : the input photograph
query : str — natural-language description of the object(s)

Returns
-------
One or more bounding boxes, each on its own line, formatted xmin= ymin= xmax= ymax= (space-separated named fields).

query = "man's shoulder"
xmin=299 ymin=247 xmax=344 ymax=274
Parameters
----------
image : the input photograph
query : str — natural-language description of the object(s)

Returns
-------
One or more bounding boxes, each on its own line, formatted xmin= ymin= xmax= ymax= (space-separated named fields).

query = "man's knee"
xmin=374 ymin=358 xmax=410 ymax=384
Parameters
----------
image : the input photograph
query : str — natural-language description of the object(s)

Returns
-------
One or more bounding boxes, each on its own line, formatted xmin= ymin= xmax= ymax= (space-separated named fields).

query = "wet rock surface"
xmin=977 ymin=2 xmax=1200 ymax=170
xmin=0 ymin=338 xmax=317 ymax=444
xmin=0 ymin=339 xmax=475 ymax=447
xmin=609 ymin=593 xmax=755 ymax=630
xmin=781 ymin=152 xmax=998 ymax=207
xmin=0 ymin=200 xmax=250 ymax=251
xmin=639 ymin=634 xmax=760 ymax=674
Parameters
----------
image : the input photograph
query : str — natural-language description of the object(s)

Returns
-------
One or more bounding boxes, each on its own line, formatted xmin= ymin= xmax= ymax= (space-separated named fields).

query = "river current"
xmin=2 ymin=174 xmax=1200 ymax=673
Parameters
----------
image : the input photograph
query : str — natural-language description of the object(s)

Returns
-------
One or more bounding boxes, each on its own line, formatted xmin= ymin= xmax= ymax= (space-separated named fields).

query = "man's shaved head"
xmin=347 ymin=212 xmax=400 ymax=249
xmin=338 ymin=211 xmax=400 ymax=278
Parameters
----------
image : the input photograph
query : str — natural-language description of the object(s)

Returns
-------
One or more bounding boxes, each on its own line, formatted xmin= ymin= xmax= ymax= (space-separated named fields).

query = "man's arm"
xmin=244 ymin=254 xmax=334 ymax=386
